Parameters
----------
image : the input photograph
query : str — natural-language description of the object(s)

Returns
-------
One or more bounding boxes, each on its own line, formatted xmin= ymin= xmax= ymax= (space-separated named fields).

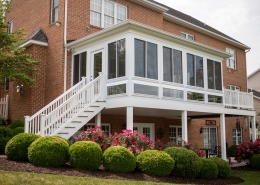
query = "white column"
xmin=252 ymin=116 xmax=257 ymax=142
xmin=95 ymin=112 xmax=101 ymax=127
xmin=127 ymin=107 xmax=133 ymax=130
xmin=220 ymin=113 xmax=226 ymax=160
xmin=182 ymin=110 xmax=188 ymax=145
xmin=24 ymin=116 xmax=30 ymax=133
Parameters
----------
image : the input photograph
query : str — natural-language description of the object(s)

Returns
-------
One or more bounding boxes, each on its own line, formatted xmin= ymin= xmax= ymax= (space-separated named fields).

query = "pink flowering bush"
xmin=236 ymin=139 xmax=260 ymax=162
xmin=183 ymin=141 xmax=205 ymax=158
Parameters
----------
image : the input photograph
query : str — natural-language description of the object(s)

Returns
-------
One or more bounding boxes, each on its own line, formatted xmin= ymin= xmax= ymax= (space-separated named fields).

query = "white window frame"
xmin=51 ymin=0 xmax=59 ymax=23
xmin=232 ymin=128 xmax=242 ymax=145
xmin=227 ymin=84 xmax=240 ymax=91
xmin=180 ymin=32 xmax=194 ymax=41
xmin=133 ymin=123 xmax=155 ymax=141
xmin=226 ymin=48 xmax=236 ymax=69
xmin=8 ymin=21 xmax=13 ymax=33
xmin=86 ymin=123 xmax=111 ymax=135
xmin=90 ymin=0 xmax=127 ymax=28
xmin=169 ymin=126 xmax=182 ymax=145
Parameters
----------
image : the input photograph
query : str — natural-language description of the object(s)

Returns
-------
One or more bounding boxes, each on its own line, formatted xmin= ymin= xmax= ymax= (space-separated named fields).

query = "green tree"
xmin=0 ymin=1 xmax=41 ymax=87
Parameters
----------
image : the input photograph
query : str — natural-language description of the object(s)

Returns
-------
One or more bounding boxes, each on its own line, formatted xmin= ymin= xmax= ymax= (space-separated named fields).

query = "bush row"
xmin=4 ymin=133 xmax=231 ymax=179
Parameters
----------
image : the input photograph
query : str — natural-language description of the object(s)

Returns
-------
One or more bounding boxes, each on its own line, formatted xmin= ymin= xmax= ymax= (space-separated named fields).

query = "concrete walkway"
xmin=228 ymin=157 xmax=247 ymax=167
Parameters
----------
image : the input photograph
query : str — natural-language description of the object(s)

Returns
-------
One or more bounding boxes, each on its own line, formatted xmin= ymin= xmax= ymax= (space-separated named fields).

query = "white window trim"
xmin=169 ymin=126 xmax=182 ymax=145
xmin=232 ymin=128 xmax=242 ymax=145
xmin=227 ymin=84 xmax=240 ymax=91
xmin=90 ymin=0 xmax=127 ymax=28
xmin=180 ymin=32 xmax=194 ymax=41
xmin=226 ymin=48 xmax=236 ymax=69
xmin=51 ymin=0 xmax=59 ymax=23
xmin=133 ymin=123 xmax=155 ymax=141
xmin=86 ymin=123 xmax=111 ymax=135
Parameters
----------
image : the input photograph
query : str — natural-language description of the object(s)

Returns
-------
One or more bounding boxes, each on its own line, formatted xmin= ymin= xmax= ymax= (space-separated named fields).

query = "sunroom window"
xmin=187 ymin=54 xmax=204 ymax=87
xmin=90 ymin=0 xmax=127 ymax=28
xmin=207 ymin=59 xmax=222 ymax=91
xmin=73 ymin=52 xmax=86 ymax=85
xmin=135 ymin=39 xmax=158 ymax=80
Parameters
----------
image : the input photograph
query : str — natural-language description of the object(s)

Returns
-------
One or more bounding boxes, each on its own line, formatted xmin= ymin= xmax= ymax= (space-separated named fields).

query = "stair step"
xmin=78 ymin=116 xmax=88 ymax=117
xmin=96 ymin=100 xmax=106 ymax=103
xmin=65 ymin=127 xmax=75 ymax=128
xmin=90 ymin=105 xmax=100 ymax=107
xmin=58 ymin=133 xmax=69 ymax=134
xmin=84 ymin=110 xmax=94 ymax=112
xmin=71 ymin=121 xmax=82 ymax=123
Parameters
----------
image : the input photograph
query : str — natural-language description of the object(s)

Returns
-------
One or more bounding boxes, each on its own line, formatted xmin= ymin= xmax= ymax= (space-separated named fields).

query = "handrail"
xmin=224 ymin=89 xmax=253 ymax=109
xmin=25 ymin=73 xmax=104 ymax=135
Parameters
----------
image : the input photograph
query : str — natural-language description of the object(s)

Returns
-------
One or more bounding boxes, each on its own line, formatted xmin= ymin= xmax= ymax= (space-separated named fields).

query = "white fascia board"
xmin=163 ymin=13 xmax=250 ymax=50
xmin=254 ymin=95 xmax=260 ymax=100
xmin=105 ymin=96 xmax=256 ymax=116
xmin=129 ymin=0 xmax=168 ymax=13
xmin=19 ymin=40 xmax=48 ymax=48
xmin=66 ymin=20 xmax=232 ymax=59
xmin=248 ymin=68 xmax=260 ymax=78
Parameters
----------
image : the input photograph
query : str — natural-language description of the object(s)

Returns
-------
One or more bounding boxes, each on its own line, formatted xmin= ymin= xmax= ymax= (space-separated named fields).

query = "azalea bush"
xmin=183 ymin=141 xmax=206 ymax=157
xmin=236 ymin=139 xmax=260 ymax=162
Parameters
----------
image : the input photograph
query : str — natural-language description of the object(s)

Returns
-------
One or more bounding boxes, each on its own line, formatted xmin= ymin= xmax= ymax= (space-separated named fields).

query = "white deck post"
xmin=95 ymin=112 xmax=101 ymax=127
xmin=24 ymin=116 xmax=30 ymax=133
xmin=220 ymin=113 xmax=226 ymax=160
xmin=40 ymin=114 xmax=46 ymax=136
xmin=182 ymin=110 xmax=188 ymax=145
xmin=252 ymin=116 xmax=257 ymax=142
xmin=99 ymin=72 xmax=105 ymax=101
xmin=127 ymin=107 xmax=133 ymax=130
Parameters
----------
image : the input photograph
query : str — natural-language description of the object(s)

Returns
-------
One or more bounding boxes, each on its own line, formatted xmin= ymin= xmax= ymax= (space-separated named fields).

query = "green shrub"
xmin=28 ymin=136 xmax=69 ymax=166
xmin=69 ymin=141 xmax=102 ymax=170
xmin=208 ymin=157 xmax=231 ymax=179
xmin=0 ymin=127 xmax=12 ymax=152
xmin=228 ymin=145 xmax=238 ymax=157
xmin=5 ymin=133 xmax=40 ymax=161
xmin=103 ymin=146 xmax=136 ymax=173
xmin=164 ymin=147 xmax=201 ymax=178
xmin=53 ymin=136 xmax=71 ymax=146
xmin=0 ymin=116 xmax=7 ymax=126
xmin=10 ymin=120 xmax=24 ymax=129
xmin=198 ymin=158 xmax=218 ymax=179
xmin=250 ymin=154 xmax=260 ymax=169
xmin=136 ymin=150 xmax=174 ymax=176
xmin=11 ymin=127 xmax=24 ymax=137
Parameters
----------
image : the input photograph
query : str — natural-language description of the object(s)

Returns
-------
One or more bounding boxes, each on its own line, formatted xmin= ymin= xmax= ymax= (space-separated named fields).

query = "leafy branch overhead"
xmin=0 ymin=0 xmax=41 ymax=87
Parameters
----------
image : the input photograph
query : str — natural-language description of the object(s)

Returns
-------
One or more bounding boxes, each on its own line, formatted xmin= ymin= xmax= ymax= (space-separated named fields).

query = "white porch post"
xmin=182 ymin=110 xmax=188 ymax=145
xmin=127 ymin=107 xmax=133 ymax=130
xmin=95 ymin=112 xmax=101 ymax=127
xmin=252 ymin=116 xmax=257 ymax=142
xmin=220 ymin=113 xmax=226 ymax=160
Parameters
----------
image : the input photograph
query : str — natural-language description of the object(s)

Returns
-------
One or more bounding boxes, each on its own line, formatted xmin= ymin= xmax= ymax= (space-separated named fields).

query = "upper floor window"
xmin=90 ymin=0 xmax=127 ymax=28
xmin=163 ymin=47 xmax=183 ymax=84
xmin=187 ymin=53 xmax=204 ymax=87
xmin=135 ymin=39 xmax=158 ymax=80
xmin=207 ymin=59 xmax=222 ymax=91
xmin=7 ymin=21 xmax=13 ymax=33
xmin=180 ymin=32 xmax=194 ymax=41
xmin=226 ymin=48 xmax=236 ymax=69
xmin=108 ymin=39 xmax=125 ymax=79
xmin=51 ymin=0 xmax=59 ymax=23
xmin=227 ymin=84 xmax=240 ymax=91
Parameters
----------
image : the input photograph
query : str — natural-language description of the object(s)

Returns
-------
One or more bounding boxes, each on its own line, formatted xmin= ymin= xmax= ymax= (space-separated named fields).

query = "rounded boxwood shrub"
xmin=11 ymin=127 xmax=24 ymax=137
xmin=208 ymin=157 xmax=231 ymax=179
xmin=53 ymin=136 xmax=71 ymax=146
xmin=198 ymin=158 xmax=218 ymax=179
xmin=103 ymin=146 xmax=136 ymax=173
xmin=228 ymin=145 xmax=238 ymax=157
xmin=164 ymin=147 xmax=202 ymax=178
xmin=250 ymin=154 xmax=260 ymax=169
xmin=5 ymin=133 xmax=40 ymax=161
xmin=10 ymin=120 xmax=24 ymax=129
xmin=69 ymin=141 xmax=102 ymax=170
xmin=28 ymin=136 xmax=69 ymax=166
xmin=136 ymin=150 xmax=174 ymax=176
xmin=0 ymin=127 xmax=12 ymax=152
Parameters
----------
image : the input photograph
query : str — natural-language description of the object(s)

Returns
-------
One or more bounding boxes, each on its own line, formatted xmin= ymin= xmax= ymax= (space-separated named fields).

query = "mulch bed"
xmin=0 ymin=155 xmax=251 ymax=185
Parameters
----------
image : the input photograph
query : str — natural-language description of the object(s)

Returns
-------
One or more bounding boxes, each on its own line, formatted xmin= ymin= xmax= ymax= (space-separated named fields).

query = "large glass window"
xmin=107 ymin=84 xmax=126 ymax=95
xmin=108 ymin=39 xmax=125 ymax=79
xmin=90 ymin=0 xmax=127 ymax=28
xmin=163 ymin=47 xmax=182 ymax=84
xmin=73 ymin=52 xmax=86 ymax=85
xmin=94 ymin=52 xmax=102 ymax=79
xmin=134 ymin=84 xmax=158 ymax=96
xmin=226 ymin=48 xmax=236 ymax=69
xmin=232 ymin=128 xmax=242 ymax=145
xmin=187 ymin=54 xmax=203 ymax=87
xmin=51 ymin=0 xmax=59 ymax=23
xmin=163 ymin=88 xmax=183 ymax=99
xmin=169 ymin=126 xmax=182 ymax=145
xmin=187 ymin=91 xmax=204 ymax=101
xmin=207 ymin=59 xmax=222 ymax=91
xmin=135 ymin=39 xmax=158 ymax=80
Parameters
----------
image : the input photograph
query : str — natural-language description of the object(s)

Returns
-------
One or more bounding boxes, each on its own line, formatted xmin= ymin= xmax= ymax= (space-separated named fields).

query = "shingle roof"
xmin=26 ymin=28 xmax=48 ymax=43
xmin=248 ymin=89 xmax=260 ymax=98
xmin=148 ymin=0 xmax=242 ymax=44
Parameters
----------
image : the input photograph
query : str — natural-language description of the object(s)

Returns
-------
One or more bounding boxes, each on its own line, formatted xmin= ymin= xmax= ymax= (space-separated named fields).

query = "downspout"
xmin=63 ymin=0 xmax=68 ymax=92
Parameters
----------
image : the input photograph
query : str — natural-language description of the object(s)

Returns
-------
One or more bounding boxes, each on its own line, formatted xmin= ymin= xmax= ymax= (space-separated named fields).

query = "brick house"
xmin=1 ymin=0 xmax=257 ymax=159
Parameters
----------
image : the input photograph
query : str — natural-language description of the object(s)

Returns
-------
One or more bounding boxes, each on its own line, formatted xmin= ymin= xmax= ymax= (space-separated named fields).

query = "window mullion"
xmin=114 ymin=3 xmax=117 ymax=25
xmin=116 ymin=41 xmax=118 ymax=77
xmin=172 ymin=49 xmax=174 ymax=82
xmin=145 ymin=42 xmax=147 ymax=78
xmin=194 ymin=55 xmax=196 ymax=86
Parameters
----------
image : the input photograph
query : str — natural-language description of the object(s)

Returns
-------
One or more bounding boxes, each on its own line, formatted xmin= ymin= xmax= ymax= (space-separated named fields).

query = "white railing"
xmin=25 ymin=73 xmax=105 ymax=135
xmin=224 ymin=89 xmax=253 ymax=109
xmin=0 ymin=95 xmax=8 ymax=119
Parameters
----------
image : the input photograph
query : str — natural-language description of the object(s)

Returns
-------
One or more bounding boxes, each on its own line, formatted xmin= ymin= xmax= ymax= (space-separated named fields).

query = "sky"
xmin=156 ymin=0 xmax=260 ymax=76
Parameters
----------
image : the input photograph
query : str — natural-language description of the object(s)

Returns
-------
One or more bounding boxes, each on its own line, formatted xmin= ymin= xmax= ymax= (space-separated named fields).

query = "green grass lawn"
xmin=0 ymin=170 xmax=259 ymax=185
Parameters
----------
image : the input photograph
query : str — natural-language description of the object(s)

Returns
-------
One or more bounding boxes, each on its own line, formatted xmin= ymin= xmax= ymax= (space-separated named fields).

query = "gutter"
xmin=63 ymin=0 xmax=68 ymax=92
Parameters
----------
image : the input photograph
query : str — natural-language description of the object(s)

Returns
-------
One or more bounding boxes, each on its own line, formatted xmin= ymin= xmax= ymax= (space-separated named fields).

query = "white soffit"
xmin=19 ymin=40 xmax=48 ymax=48
xmin=163 ymin=13 xmax=250 ymax=50
xmin=248 ymin=67 xmax=260 ymax=78
xmin=129 ymin=0 xmax=168 ymax=13
xmin=66 ymin=20 xmax=232 ymax=59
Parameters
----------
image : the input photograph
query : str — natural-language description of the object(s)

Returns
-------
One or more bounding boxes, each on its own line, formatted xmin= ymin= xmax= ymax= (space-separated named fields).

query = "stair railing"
xmin=25 ymin=72 xmax=105 ymax=135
